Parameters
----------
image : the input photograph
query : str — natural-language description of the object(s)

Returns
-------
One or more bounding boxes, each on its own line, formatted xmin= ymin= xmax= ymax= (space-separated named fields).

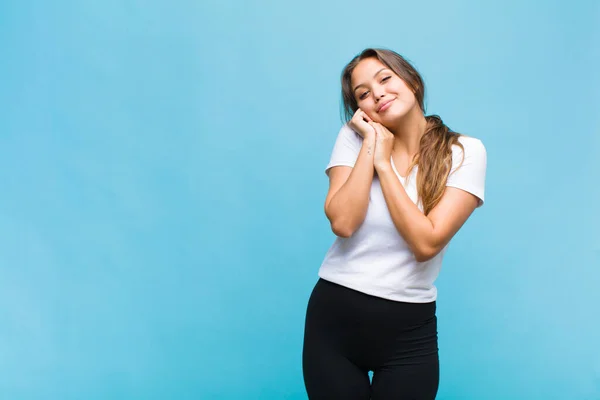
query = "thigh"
xmin=302 ymin=343 xmax=371 ymax=400
xmin=370 ymin=306 xmax=439 ymax=400
xmin=370 ymin=353 xmax=439 ymax=400
xmin=302 ymin=280 xmax=371 ymax=400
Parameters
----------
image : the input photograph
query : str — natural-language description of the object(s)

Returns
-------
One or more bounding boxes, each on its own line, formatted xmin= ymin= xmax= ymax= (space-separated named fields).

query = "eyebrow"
xmin=353 ymin=68 xmax=390 ymax=93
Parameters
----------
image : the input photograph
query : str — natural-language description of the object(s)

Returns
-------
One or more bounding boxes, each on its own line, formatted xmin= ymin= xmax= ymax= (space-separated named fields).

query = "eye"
xmin=359 ymin=91 xmax=369 ymax=100
xmin=381 ymin=76 xmax=391 ymax=83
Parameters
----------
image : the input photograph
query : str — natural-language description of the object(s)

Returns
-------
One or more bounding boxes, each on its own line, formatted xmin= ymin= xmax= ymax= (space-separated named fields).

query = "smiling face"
xmin=350 ymin=57 xmax=420 ymax=125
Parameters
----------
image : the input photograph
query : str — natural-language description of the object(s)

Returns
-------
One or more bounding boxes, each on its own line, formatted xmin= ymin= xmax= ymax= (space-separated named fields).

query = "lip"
xmin=377 ymin=99 xmax=395 ymax=112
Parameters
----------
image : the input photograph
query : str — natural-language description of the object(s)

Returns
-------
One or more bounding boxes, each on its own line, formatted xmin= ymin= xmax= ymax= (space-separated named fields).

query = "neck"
xmin=388 ymin=106 xmax=428 ymax=158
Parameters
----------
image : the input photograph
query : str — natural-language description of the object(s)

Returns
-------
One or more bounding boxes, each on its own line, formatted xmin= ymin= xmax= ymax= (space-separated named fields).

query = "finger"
xmin=370 ymin=122 xmax=381 ymax=136
xmin=355 ymin=112 xmax=369 ymax=125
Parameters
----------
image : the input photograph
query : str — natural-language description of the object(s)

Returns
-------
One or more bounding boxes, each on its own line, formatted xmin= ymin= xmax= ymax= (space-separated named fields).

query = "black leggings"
xmin=302 ymin=278 xmax=439 ymax=399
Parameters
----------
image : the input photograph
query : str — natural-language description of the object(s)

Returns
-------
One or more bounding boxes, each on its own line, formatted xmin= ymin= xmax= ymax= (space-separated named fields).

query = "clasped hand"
xmin=348 ymin=108 xmax=394 ymax=171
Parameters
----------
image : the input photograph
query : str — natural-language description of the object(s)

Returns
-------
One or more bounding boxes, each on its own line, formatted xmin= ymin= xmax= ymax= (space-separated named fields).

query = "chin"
xmin=379 ymin=110 xmax=409 ymax=125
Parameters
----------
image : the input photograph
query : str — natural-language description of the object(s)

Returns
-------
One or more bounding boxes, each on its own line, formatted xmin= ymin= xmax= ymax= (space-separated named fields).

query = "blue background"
xmin=1 ymin=1 xmax=599 ymax=399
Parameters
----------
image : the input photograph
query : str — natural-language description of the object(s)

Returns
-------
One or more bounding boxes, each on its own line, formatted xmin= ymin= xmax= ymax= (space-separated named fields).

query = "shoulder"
xmin=446 ymin=135 xmax=487 ymax=206
xmin=447 ymin=135 xmax=487 ymax=176
xmin=451 ymin=135 xmax=486 ymax=162
xmin=329 ymin=123 xmax=363 ymax=154
xmin=326 ymin=123 xmax=364 ymax=173
xmin=338 ymin=123 xmax=363 ymax=143
xmin=454 ymin=135 xmax=485 ymax=153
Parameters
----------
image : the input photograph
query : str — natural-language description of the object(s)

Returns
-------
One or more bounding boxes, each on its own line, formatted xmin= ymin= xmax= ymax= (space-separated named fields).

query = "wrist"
xmin=374 ymin=160 xmax=393 ymax=173
xmin=362 ymin=136 xmax=376 ymax=150
xmin=362 ymin=133 xmax=376 ymax=144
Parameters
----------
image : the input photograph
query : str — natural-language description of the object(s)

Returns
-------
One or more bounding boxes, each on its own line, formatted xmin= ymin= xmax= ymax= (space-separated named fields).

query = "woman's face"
xmin=350 ymin=57 xmax=418 ymax=125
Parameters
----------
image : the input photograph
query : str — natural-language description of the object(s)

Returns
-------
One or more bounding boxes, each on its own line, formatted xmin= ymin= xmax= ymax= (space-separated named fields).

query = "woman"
xmin=302 ymin=48 xmax=487 ymax=399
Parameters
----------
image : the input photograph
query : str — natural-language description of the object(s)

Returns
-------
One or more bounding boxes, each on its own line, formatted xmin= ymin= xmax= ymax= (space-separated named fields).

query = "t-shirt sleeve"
xmin=325 ymin=124 xmax=363 ymax=176
xmin=446 ymin=137 xmax=487 ymax=207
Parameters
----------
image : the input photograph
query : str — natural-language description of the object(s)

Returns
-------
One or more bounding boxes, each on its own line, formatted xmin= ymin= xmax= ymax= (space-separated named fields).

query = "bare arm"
xmin=324 ymin=135 xmax=376 ymax=237
xmin=371 ymin=123 xmax=486 ymax=262
xmin=369 ymin=121 xmax=483 ymax=262
xmin=376 ymin=163 xmax=479 ymax=261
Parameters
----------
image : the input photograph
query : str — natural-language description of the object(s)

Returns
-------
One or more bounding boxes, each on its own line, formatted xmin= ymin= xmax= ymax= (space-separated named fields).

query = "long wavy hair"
xmin=341 ymin=48 xmax=464 ymax=215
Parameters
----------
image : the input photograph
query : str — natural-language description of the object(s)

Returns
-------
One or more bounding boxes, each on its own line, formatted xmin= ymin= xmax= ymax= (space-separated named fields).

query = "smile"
xmin=378 ymin=99 xmax=395 ymax=112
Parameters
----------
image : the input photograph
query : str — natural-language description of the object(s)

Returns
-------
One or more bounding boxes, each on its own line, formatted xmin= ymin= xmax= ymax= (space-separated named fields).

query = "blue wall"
xmin=1 ymin=1 xmax=598 ymax=398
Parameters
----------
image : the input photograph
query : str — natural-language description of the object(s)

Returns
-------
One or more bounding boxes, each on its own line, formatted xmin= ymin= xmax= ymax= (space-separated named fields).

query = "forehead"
xmin=351 ymin=58 xmax=389 ymax=85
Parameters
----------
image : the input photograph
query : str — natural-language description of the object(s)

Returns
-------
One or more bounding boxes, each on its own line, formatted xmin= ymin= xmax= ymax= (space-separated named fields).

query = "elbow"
xmin=331 ymin=222 xmax=355 ymax=238
xmin=413 ymin=245 xmax=441 ymax=263
xmin=330 ymin=219 xmax=357 ymax=238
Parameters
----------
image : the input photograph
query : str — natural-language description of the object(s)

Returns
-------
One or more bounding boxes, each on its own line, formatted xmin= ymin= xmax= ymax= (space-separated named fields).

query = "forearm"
xmin=376 ymin=162 xmax=438 ymax=261
xmin=326 ymin=137 xmax=376 ymax=237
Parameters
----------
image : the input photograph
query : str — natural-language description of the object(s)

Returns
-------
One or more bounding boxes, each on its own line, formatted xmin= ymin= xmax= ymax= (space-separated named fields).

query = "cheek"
xmin=394 ymin=88 xmax=418 ymax=108
xmin=358 ymin=99 xmax=377 ymax=114
xmin=407 ymin=93 xmax=420 ymax=109
xmin=393 ymin=83 xmax=414 ymax=98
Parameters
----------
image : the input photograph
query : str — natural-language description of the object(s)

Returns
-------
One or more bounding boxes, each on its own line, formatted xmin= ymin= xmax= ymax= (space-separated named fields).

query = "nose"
xmin=373 ymin=86 xmax=386 ymax=101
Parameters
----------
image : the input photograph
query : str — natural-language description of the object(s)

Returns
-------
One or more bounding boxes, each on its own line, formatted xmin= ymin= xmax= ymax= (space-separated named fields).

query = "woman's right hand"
xmin=348 ymin=108 xmax=375 ymax=140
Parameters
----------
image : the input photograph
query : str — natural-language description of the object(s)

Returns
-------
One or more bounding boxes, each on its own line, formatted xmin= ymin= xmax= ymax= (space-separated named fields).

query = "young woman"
xmin=302 ymin=48 xmax=487 ymax=399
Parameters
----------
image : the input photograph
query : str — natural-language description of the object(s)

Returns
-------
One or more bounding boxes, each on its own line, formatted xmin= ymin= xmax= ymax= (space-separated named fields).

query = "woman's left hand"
xmin=370 ymin=122 xmax=394 ymax=171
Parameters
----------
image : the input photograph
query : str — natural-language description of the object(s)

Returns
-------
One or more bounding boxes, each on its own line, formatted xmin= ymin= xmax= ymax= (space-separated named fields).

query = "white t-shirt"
xmin=318 ymin=124 xmax=487 ymax=303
